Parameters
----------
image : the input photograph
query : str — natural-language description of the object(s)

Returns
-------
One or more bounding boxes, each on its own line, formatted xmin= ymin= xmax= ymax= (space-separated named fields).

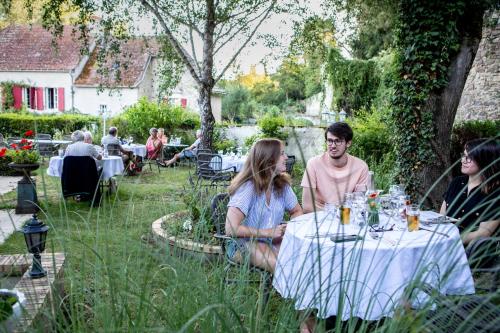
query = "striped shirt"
xmin=65 ymin=141 xmax=100 ymax=159
xmin=228 ymin=181 xmax=298 ymax=241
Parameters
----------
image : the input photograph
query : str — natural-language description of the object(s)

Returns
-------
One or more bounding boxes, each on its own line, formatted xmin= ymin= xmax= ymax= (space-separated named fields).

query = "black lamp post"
xmin=21 ymin=214 xmax=49 ymax=278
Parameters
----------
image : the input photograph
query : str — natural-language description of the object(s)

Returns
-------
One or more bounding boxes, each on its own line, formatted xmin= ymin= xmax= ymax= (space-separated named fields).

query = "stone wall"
xmin=456 ymin=10 xmax=500 ymax=122
xmin=223 ymin=125 xmax=325 ymax=163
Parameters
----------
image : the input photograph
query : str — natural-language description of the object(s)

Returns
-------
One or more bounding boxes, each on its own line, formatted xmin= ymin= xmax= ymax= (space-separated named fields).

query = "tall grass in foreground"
xmin=0 ymin=139 xmax=498 ymax=332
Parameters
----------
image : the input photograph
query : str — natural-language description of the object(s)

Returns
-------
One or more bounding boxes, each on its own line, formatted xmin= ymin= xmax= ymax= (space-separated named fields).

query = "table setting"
xmin=121 ymin=143 xmax=147 ymax=157
xmin=210 ymin=148 xmax=247 ymax=172
xmin=273 ymin=186 xmax=475 ymax=321
xmin=47 ymin=155 xmax=124 ymax=180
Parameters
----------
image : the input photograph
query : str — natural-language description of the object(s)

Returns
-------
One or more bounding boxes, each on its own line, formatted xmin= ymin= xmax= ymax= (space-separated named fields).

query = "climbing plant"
xmin=0 ymin=81 xmax=28 ymax=111
xmin=391 ymin=0 xmax=491 ymax=205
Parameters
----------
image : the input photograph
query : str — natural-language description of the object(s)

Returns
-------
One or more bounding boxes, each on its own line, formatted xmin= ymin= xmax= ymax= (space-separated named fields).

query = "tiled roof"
xmin=0 ymin=25 xmax=88 ymax=71
xmin=74 ymin=38 xmax=159 ymax=88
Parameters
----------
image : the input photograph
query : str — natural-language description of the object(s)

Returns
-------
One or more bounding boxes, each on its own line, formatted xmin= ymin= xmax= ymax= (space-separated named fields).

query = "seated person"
xmin=225 ymin=138 xmax=303 ymax=273
xmin=301 ymin=122 xmax=369 ymax=213
xmin=66 ymin=130 xmax=102 ymax=160
xmin=83 ymin=131 xmax=101 ymax=151
xmin=145 ymin=128 xmax=164 ymax=161
xmin=165 ymin=129 xmax=202 ymax=167
xmin=441 ymin=138 xmax=499 ymax=246
xmin=101 ymin=127 xmax=133 ymax=164
xmin=158 ymin=128 xmax=168 ymax=144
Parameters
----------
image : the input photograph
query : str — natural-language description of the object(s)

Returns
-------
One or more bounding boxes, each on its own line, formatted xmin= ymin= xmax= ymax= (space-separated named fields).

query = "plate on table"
xmin=420 ymin=211 xmax=457 ymax=224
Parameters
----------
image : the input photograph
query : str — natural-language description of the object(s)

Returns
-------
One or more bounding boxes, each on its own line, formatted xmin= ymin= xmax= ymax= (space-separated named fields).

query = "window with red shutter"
xmin=57 ymin=88 xmax=65 ymax=111
xmin=181 ymin=98 xmax=187 ymax=108
xmin=12 ymin=86 xmax=22 ymax=109
xmin=36 ymin=87 xmax=44 ymax=110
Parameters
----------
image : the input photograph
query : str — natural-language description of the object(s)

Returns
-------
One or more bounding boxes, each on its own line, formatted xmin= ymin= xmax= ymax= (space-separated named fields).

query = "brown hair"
xmin=228 ymin=138 xmax=291 ymax=196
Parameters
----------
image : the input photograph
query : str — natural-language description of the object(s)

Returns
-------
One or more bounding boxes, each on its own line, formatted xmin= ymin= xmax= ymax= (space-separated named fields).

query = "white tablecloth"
xmin=122 ymin=144 xmax=146 ymax=157
xmin=273 ymin=211 xmax=475 ymax=320
xmin=210 ymin=155 xmax=246 ymax=172
xmin=47 ymin=156 xmax=124 ymax=180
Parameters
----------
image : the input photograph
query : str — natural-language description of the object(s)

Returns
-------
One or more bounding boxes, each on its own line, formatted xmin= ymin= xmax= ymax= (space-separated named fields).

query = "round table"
xmin=122 ymin=144 xmax=146 ymax=157
xmin=47 ymin=156 xmax=124 ymax=181
xmin=273 ymin=211 xmax=475 ymax=320
xmin=210 ymin=155 xmax=246 ymax=172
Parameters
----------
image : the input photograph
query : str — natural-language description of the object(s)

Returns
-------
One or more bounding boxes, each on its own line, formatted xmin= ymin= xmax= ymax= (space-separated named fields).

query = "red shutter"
xmin=57 ymin=88 xmax=65 ymax=111
xmin=30 ymin=87 xmax=36 ymax=109
xmin=12 ymin=86 xmax=22 ymax=109
xmin=180 ymin=98 xmax=187 ymax=108
xmin=36 ymin=87 xmax=44 ymax=110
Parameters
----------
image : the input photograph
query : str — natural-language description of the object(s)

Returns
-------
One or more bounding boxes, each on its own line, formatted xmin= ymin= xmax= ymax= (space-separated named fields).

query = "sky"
xmin=131 ymin=2 xmax=330 ymax=78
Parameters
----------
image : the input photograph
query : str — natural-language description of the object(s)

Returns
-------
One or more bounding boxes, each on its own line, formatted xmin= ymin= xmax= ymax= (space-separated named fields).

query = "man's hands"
xmin=268 ymin=224 xmax=287 ymax=239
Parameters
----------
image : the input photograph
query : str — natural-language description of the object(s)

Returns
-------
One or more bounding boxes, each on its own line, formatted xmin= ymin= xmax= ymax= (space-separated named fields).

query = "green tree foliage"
xmin=221 ymin=85 xmax=256 ymax=123
xmin=326 ymin=48 xmax=381 ymax=113
xmin=274 ymin=56 xmax=306 ymax=101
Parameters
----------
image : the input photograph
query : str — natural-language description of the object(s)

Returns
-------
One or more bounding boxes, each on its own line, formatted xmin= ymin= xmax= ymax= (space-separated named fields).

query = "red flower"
xmin=10 ymin=143 xmax=17 ymax=149
xmin=0 ymin=147 xmax=7 ymax=157
xmin=368 ymin=192 xmax=377 ymax=199
xmin=24 ymin=130 xmax=34 ymax=137
xmin=20 ymin=138 xmax=28 ymax=144
xmin=21 ymin=145 xmax=32 ymax=150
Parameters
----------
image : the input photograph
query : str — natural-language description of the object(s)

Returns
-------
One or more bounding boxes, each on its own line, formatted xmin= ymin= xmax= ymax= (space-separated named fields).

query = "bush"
xmin=257 ymin=114 xmax=288 ymax=140
xmin=115 ymin=97 xmax=200 ymax=142
xmin=0 ymin=113 xmax=98 ymax=137
xmin=221 ymin=85 xmax=256 ymax=123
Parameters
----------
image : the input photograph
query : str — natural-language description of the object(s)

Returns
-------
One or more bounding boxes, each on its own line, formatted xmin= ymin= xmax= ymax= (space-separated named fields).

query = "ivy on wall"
xmin=326 ymin=48 xmax=381 ymax=114
xmin=391 ymin=0 xmax=468 ymax=194
xmin=0 ymin=81 xmax=29 ymax=111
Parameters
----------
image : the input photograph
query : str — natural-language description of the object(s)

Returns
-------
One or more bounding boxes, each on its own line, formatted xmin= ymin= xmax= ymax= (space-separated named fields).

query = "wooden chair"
xmin=210 ymin=193 xmax=272 ymax=305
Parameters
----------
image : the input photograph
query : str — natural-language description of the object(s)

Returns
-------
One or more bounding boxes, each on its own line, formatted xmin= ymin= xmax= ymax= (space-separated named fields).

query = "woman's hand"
xmin=268 ymin=224 xmax=286 ymax=239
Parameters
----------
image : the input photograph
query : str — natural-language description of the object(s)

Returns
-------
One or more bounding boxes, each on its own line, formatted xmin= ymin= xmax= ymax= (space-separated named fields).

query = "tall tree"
xmin=38 ymin=0 xmax=303 ymax=149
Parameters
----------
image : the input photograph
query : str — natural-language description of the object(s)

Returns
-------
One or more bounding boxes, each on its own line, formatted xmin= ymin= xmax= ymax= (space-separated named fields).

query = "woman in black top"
xmin=441 ymin=138 xmax=499 ymax=245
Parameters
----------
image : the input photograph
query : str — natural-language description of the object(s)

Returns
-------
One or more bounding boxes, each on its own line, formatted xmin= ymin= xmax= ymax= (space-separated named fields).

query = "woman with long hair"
xmin=225 ymin=138 xmax=303 ymax=273
xmin=441 ymin=138 xmax=499 ymax=245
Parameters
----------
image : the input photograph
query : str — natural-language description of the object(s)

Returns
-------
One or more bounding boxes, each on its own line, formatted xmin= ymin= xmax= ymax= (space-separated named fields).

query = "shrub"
xmin=257 ymin=114 xmax=288 ymax=140
xmin=221 ymin=85 xmax=256 ymax=123
xmin=0 ymin=113 xmax=98 ymax=137
xmin=116 ymin=97 xmax=200 ymax=142
xmin=212 ymin=125 xmax=237 ymax=152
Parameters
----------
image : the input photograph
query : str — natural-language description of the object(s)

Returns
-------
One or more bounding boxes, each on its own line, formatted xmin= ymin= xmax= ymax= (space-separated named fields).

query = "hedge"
xmin=0 ymin=113 xmax=99 ymax=137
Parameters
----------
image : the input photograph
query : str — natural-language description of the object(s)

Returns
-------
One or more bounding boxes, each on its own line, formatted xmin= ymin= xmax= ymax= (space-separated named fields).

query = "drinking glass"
xmin=354 ymin=184 xmax=368 ymax=194
xmin=407 ymin=204 xmax=420 ymax=232
xmin=129 ymin=137 xmax=133 ymax=145
xmin=340 ymin=194 xmax=352 ymax=225
xmin=58 ymin=149 xmax=64 ymax=158
xmin=218 ymin=150 xmax=223 ymax=155
xmin=324 ymin=202 xmax=338 ymax=220
xmin=352 ymin=192 xmax=366 ymax=227
xmin=103 ymin=144 xmax=109 ymax=158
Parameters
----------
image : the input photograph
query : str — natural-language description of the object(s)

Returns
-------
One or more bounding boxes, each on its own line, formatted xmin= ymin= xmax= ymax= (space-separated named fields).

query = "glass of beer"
xmin=340 ymin=194 xmax=352 ymax=225
xmin=407 ymin=204 xmax=420 ymax=232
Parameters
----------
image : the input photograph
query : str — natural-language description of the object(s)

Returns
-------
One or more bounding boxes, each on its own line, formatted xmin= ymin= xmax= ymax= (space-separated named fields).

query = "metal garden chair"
xmin=195 ymin=153 xmax=235 ymax=189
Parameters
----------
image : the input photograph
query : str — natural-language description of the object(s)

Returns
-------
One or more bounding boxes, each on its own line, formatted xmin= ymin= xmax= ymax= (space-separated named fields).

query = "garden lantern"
xmin=21 ymin=214 xmax=49 ymax=279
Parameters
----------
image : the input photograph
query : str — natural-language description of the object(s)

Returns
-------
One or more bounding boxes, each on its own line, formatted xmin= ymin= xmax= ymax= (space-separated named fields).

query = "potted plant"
xmin=4 ymin=130 xmax=40 ymax=175
xmin=0 ymin=289 xmax=26 ymax=331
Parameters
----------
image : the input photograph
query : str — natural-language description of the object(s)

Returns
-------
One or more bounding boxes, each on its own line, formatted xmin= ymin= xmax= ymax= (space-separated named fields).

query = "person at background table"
xmin=441 ymin=138 xmax=499 ymax=246
xmin=146 ymin=127 xmax=165 ymax=166
xmin=83 ymin=131 xmax=101 ymax=151
xmin=165 ymin=129 xmax=202 ymax=167
xmin=65 ymin=130 xmax=102 ymax=160
xmin=158 ymin=128 xmax=168 ymax=144
xmin=101 ymin=127 xmax=132 ymax=164
xmin=225 ymin=138 xmax=303 ymax=273
xmin=301 ymin=122 xmax=369 ymax=213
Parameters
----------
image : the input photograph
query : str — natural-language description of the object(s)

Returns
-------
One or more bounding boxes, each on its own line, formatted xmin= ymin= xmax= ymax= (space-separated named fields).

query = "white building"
xmin=0 ymin=24 xmax=222 ymax=121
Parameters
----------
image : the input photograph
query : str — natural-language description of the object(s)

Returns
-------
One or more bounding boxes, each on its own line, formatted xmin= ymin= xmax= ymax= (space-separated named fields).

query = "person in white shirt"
xmin=66 ymin=130 xmax=102 ymax=160
xmin=165 ymin=129 xmax=202 ymax=167
xmin=101 ymin=127 xmax=132 ymax=163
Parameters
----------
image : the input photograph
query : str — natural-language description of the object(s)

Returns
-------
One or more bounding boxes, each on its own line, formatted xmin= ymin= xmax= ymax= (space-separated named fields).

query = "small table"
xmin=47 ymin=156 xmax=124 ymax=180
xmin=14 ymin=139 xmax=72 ymax=145
xmin=273 ymin=211 xmax=475 ymax=320
xmin=210 ymin=155 xmax=246 ymax=172
xmin=122 ymin=144 xmax=147 ymax=157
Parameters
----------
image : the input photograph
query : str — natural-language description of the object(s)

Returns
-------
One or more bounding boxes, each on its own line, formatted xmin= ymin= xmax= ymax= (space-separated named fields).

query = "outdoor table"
xmin=122 ymin=144 xmax=146 ymax=157
xmin=273 ymin=211 xmax=475 ymax=321
xmin=210 ymin=155 xmax=246 ymax=172
xmin=47 ymin=156 xmax=124 ymax=180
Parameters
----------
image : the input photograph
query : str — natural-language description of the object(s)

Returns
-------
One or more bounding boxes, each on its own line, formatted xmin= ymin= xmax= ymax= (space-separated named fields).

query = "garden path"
xmin=0 ymin=176 xmax=30 ymax=244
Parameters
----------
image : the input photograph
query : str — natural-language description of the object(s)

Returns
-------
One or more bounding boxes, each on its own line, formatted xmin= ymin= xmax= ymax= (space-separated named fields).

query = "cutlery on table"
xmin=418 ymin=227 xmax=450 ymax=238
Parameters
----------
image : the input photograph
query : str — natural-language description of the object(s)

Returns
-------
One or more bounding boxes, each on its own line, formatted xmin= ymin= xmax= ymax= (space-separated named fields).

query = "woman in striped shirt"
xmin=225 ymin=138 xmax=303 ymax=273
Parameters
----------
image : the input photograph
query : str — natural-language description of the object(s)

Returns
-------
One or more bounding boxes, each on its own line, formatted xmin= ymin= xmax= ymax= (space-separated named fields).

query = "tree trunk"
xmin=199 ymin=85 xmax=215 ymax=151
xmin=417 ymin=35 xmax=482 ymax=207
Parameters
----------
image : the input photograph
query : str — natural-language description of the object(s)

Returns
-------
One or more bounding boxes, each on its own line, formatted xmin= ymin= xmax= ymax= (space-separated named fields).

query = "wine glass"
xmin=129 ymin=137 xmax=134 ymax=145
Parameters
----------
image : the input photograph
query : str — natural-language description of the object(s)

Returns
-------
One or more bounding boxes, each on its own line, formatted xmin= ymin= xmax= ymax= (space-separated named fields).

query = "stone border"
xmin=151 ymin=212 xmax=222 ymax=260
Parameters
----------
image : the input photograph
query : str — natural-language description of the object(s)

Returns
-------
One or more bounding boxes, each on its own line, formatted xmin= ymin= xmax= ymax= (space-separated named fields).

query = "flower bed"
xmin=151 ymin=211 xmax=222 ymax=263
